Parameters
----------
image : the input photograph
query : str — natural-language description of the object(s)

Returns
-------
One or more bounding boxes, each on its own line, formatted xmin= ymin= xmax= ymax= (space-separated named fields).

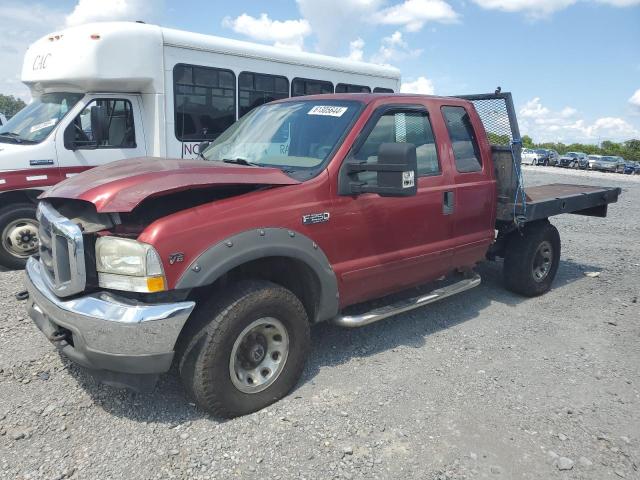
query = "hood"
xmin=42 ymin=157 xmax=300 ymax=212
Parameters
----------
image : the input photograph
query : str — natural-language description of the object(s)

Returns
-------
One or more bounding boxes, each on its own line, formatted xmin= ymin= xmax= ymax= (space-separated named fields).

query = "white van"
xmin=0 ymin=21 xmax=400 ymax=269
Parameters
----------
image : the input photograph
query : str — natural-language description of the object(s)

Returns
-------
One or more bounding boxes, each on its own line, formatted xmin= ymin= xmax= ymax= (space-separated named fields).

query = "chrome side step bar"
xmin=332 ymin=272 xmax=481 ymax=328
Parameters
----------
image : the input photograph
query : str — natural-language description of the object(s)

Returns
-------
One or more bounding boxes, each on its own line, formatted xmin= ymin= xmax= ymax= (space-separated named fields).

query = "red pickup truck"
xmin=24 ymin=92 xmax=620 ymax=417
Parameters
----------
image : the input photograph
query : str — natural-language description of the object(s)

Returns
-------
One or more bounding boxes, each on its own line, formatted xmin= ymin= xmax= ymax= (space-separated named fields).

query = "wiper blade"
xmin=222 ymin=158 xmax=261 ymax=167
xmin=0 ymin=132 xmax=23 ymax=143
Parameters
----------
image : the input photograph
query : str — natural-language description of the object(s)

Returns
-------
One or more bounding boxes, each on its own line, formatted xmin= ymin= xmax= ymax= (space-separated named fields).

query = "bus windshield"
xmin=0 ymin=92 xmax=83 ymax=145
xmin=202 ymin=100 xmax=361 ymax=178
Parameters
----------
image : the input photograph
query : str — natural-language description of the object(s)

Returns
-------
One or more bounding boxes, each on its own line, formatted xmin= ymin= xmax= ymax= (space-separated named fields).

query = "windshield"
xmin=0 ymin=92 xmax=83 ymax=144
xmin=202 ymin=100 xmax=361 ymax=177
xmin=601 ymin=156 xmax=617 ymax=162
xmin=535 ymin=149 xmax=547 ymax=154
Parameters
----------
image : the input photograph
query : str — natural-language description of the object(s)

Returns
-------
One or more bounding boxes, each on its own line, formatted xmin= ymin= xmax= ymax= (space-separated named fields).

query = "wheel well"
xmin=0 ymin=190 xmax=41 ymax=208
xmin=190 ymin=256 xmax=322 ymax=323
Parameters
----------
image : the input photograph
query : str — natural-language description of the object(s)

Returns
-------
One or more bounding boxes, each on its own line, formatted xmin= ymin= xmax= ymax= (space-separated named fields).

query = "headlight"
xmin=95 ymin=237 xmax=166 ymax=293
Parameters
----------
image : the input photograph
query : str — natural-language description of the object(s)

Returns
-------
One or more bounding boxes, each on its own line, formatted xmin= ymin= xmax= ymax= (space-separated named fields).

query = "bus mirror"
xmin=63 ymin=124 xmax=77 ymax=151
xmin=90 ymin=105 xmax=108 ymax=145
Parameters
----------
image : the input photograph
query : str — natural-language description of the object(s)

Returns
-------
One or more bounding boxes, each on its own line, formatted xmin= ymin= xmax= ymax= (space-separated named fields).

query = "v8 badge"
xmin=169 ymin=252 xmax=185 ymax=265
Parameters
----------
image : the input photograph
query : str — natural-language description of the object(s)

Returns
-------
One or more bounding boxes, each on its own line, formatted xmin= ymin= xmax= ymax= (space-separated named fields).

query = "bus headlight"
xmin=95 ymin=237 xmax=166 ymax=292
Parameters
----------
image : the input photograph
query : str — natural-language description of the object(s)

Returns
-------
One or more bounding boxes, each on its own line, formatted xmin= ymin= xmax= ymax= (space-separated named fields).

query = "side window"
xmin=335 ymin=83 xmax=371 ymax=93
xmin=70 ymin=99 xmax=136 ymax=148
xmin=291 ymin=78 xmax=333 ymax=97
xmin=174 ymin=64 xmax=236 ymax=141
xmin=441 ymin=106 xmax=482 ymax=173
xmin=239 ymin=72 xmax=289 ymax=118
xmin=353 ymin=109 xmax=440 ymax=180
xmin=373 ymin=87 xmax=394 ymax=93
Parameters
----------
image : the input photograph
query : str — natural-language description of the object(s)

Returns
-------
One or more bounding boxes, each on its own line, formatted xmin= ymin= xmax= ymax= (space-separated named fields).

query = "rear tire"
xmin=0 ymin=203 xmax=38 ymax=270
xmin=178 ymin=280 xmax=310 ymax=418
xmin=503 ymin=221 xmax=561 ymax=297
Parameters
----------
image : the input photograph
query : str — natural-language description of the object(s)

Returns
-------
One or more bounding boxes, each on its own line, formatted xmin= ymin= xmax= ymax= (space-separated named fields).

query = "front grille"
xmin=37 ymin=202 xmax=86 ymax=297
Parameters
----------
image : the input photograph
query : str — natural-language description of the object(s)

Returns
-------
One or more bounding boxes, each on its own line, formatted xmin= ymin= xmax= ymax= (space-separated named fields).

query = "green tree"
xmin=0 ymin=94 xmax=26 ymax=118
xmin=521 ymin=135 xmax=534 ymax=148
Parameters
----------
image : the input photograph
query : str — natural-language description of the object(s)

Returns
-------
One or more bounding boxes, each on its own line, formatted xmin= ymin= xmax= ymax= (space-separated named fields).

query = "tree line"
xmin=522 ymin=135 xmax=640 ymax=162
xmin=0 ymin=94 xmax=26 ymax=118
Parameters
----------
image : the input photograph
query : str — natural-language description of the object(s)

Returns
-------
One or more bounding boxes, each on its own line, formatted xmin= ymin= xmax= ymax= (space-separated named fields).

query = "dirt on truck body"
xmin=24 ymin=92 xmax=620 ymax=417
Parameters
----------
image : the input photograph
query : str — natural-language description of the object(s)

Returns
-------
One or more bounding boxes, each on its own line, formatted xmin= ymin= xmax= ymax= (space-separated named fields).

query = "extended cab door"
xmin=331 ymin=104 xmax=456 ymax=306
xmin=439 ymin=104 xmax=496 ymax=267
xmin=56 ymin=95 xmax=147 ymax=171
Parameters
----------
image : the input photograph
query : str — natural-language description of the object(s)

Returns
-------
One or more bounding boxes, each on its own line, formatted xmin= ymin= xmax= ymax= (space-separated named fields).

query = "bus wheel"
xmin=0 ymin=203 xmax=38 ymax=270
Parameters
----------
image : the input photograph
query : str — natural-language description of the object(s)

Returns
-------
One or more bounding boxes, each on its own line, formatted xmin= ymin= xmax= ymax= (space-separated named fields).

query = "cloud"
xmin=66 ymin=0 xmax=163 ymax=26
xmin=472 ymin=0 xmax=640 ymax=17
xmin=296 ymin=0 xmax=382 ymax=52
xmin=346 ymin=38 xmax=365 ymax=61
xmin=370 ymin=31 xmax=423 ymax=64
xmin=222 ymin=13 xmax=311 ymax=50
xmin=519 ymin=97 xmax=640 ymax=143
xmin=401 ymin=76 xmax=435 ymax=94
xmin=372 ymin=0 xmax=459 ymax=31
xmin=595 ymin=0 xmax=640 ymax=5
xmin=0 ymin=2 xmax=66 ymax=101
xmin=630 ymin=89 xmax=640 ymax=109
xmin=472 ymin=0 xmax=576 ymax=16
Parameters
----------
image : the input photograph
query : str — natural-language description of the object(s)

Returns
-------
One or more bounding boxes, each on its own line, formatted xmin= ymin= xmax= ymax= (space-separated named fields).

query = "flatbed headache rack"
xmin=456 ymin=92 xmax=622 ymax=229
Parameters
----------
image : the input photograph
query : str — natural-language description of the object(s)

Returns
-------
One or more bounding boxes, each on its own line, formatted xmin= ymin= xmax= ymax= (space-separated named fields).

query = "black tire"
xmin=503 ymin=220 xmax=561 ymax=297
xmin=0 ymin=203 xmax=38 ymax=270
xmin=178 ymin=280 xmax=310 ymax=418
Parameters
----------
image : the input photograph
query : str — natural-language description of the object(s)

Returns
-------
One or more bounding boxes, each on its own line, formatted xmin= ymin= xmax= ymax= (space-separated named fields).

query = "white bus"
xmin=0 ymin=21 xmax=399 ymax=268
xmin=3 ymin=21 xmax=400 ymax=169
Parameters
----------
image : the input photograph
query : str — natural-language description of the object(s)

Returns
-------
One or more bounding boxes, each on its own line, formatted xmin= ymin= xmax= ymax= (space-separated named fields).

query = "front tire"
xmin=0 ymin=203 xmax=38 ymax=270
xmin=178 ymin=280 xmax=310 ymax=418
xmin=503 ymin=221 xmax=561 ymax=297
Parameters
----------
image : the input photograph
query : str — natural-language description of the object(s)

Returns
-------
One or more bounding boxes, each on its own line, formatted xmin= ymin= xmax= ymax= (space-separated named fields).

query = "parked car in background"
xmin=558 ymin=151 xmax=588 ymax=169
xmin=591 ymin=155 xmax=626 ymax=173
xmin=587 ymin=154 xmax=602 ymax=169
xmin=547 ymin=149 xmax=559 ymax=166
xmin=0 ymin=113 xmax=6 ymax=126
xmin=623 ymin=160 xmax=639 ymax=174
xmin=534 ymin=149 xmax=551 ymax=165
xmin=521 ymin=148 xmax=539 ymax=165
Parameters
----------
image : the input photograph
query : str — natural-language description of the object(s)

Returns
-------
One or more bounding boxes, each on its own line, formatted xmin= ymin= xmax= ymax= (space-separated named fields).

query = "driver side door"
xmin=55 ymin=95 xmax=147 ymax=174
xmin=330 ymin=104 xmax=456 ymax=306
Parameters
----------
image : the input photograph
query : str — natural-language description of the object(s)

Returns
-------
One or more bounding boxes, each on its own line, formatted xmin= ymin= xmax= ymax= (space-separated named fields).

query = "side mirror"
xmin=63 ymin=124 xmax=77 ymax=151
xmin=343 ymin=143 xmax=418 ymax=197
xmin=90 ymin=105 xmax=108 ymax=145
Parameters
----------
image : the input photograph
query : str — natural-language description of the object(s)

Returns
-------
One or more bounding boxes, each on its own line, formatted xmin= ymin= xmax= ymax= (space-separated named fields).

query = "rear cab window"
xmin=441 ymin=105 xmax=482 ymax=173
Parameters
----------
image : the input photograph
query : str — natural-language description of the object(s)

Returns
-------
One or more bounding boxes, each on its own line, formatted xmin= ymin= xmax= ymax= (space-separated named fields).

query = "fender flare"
xmin=175 ymin=228 xmax=339 ymax=322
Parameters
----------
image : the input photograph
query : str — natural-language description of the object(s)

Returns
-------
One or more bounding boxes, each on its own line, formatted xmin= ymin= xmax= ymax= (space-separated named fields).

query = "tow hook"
xmin=15 ymin=290 xmax=29 ymax=301
xmin=48 ymin=330 xmax=69 ymax=343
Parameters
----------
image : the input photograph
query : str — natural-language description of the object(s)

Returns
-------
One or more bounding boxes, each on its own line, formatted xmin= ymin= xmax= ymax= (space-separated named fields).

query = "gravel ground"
xmin=1 ymin=167 xmax=639 ymax=480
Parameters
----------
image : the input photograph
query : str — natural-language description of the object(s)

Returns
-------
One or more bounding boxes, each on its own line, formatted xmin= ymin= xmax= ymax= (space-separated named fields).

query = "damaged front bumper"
xmin=25 ymin=257 xmax=195 ymax=389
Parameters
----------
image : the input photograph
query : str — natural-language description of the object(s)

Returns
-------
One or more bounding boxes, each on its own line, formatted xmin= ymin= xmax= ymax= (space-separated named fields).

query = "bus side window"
xmin=291 ymin=78 xmax=333 ymax=97
xmin=373 ymin=87 xmax=394 ymax=93
xmin=335 ymin=83 xmax=371 ymax=93
xmin=174 ymin=64 xmax=236 ymax=141
xmin=70 ymin=99 xmax=136 ymax=149
xmin=238 ymin=72 xmax=289 ymax=118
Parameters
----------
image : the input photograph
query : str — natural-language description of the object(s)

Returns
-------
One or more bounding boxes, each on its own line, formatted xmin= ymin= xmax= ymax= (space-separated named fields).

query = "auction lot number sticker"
xmin=308 ymin=106 xmax=348 ymax=117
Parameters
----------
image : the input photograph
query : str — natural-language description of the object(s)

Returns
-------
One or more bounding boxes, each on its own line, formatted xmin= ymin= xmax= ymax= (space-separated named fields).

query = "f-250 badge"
xmin=169 ymin=252 xmax=185 ymax=265
xmin=302 ymin=212 xmax=330 ymax=225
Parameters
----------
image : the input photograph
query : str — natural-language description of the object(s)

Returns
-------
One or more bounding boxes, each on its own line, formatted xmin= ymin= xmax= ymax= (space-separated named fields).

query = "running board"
xmin=332 ymin=272 xmax=481 ymax=328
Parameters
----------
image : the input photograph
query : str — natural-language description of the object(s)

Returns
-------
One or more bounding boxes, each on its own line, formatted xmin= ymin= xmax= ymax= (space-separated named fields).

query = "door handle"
xmin=443 ymin=191 xmax=454 ymax=215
